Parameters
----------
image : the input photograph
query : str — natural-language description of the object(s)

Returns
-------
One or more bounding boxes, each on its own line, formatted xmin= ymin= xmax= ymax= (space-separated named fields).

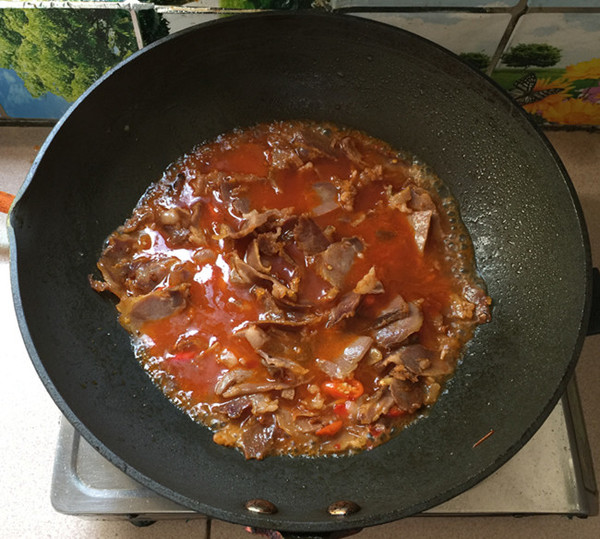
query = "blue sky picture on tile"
xmin=0 ymin=68 xmax=70 ymax=119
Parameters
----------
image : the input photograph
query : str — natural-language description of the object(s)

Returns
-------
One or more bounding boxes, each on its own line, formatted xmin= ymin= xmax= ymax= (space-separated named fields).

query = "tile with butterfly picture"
xmin=491 ymin=11 xmax=600 ymax=127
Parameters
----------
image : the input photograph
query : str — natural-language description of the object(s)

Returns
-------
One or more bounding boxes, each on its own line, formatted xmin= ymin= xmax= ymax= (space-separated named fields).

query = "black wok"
xmin=9 ymin=11 xmax=593 ymax=535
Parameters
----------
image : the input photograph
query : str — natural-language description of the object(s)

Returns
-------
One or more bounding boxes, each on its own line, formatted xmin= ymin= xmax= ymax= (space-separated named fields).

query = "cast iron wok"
xmin=9 ymin=11 xmax=592 ymax=535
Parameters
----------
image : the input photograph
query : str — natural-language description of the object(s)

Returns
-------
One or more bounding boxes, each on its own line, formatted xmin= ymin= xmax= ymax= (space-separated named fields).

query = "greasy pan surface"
xmin=9 ymin=11 xmax=591 ymax=533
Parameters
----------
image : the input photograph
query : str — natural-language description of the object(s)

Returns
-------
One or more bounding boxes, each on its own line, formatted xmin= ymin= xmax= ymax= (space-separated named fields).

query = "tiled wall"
xmin=0 ymin=0 xmax=599 ymax=127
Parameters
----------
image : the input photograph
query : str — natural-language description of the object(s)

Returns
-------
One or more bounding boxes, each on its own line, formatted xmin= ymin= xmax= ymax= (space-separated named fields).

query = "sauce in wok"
xmin=91 ymin=121 xmax=491 ymax=459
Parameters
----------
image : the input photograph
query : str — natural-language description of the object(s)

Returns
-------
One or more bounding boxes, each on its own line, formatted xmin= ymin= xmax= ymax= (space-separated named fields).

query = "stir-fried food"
xmin=90 ymin=121 xmax=491 ymax=459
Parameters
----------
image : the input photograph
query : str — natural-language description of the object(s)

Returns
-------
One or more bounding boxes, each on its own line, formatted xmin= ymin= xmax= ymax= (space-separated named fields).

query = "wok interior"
xmin=10 ymin=12 xmax=589 ymax=531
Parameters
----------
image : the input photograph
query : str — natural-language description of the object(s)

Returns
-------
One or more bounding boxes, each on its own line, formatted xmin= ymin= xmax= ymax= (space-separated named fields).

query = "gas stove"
xmin=50 ymin=377 xmax=597 ymax=524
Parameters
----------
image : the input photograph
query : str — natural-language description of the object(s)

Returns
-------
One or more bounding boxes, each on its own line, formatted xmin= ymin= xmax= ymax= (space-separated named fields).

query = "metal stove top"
xmin=50 ymin=377 xmax=597 ymax=524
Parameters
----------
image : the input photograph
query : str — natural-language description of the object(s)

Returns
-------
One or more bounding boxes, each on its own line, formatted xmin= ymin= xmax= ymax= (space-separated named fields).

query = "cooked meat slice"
xmin=259 ymin=351 xmax=309 ymax=382
xmin=326 ymin=292 xmax=362 ymax=328
xmin=212 ymin=396 xmax=253 ymax=419
xmin=312 ymin=182 xmax=339 ymax=217
xmin=326 ymin=267 xmax=384 ymax=328
xmin=290 ymin=126 xmax=335 ymax=162
xmin=219 ymin=208 xmax=293 ymax=239
xmin=353 ymin=266 xmax=384 ymax=295
xmin=230 ymin=252 xmax=296 ymax=300
xmin=117 ymin=284 xmax=189 ymax=331
xmin=408 ymin=185 xmax=437 ymax=213
xmin=371 ymin=295 xmax=410 ymax=330
xmin=407 ymin=210 xmax=433 ymax=253
xmin=356 ymin=389 xmax=395 ymax=424
xmin=385 ymin=185 xmax=412 ymax=213
xmin=316 ymin=336 xmax=373 ymax=379
xmin=240 ymin=415 xmax=278 ymax=460
xmin=384 ymin=345 xmax=433 ymax=382
xmin=128 ymin=257 xmax=171 ymax=294
xmin=214 ymin=369 xmax=252 ymax=396
xmin=240 ymin=324 xmax=269 ymax=351
xmin=245 ymin=239 xmax=272 ymax=274
xmin=373 ymin=302 xmax=424 ymax=349
xmin=94 ymin=235 xmax=138 ymax=295
xmin=314 ymin=238 xmax=363 ymax=289
xmin=256 ymin=228 xmax=284 ymax=257
xmin=294 ymin=216 xmax=331 ymax=255
xmin=221 ymin=382 xmax=289 ymax=399
xmin=389 ymin=379 xmax=425 ymax=413
xmin=335 ymin=136 xmax=366 ymax=166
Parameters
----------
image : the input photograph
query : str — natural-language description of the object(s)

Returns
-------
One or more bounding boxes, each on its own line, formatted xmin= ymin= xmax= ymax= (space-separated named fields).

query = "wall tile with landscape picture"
xmin=355 ymin=11 xmax=510 ymax=67
xmin=0 ymin=8 xmax=147 ymax=121
xmin=491 ymin=12 xmax=600 ymax=127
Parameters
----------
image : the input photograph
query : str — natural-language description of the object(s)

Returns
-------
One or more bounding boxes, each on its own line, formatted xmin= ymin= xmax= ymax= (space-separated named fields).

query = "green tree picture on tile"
xmin=0 ymin=9 xmax=168 ymax=105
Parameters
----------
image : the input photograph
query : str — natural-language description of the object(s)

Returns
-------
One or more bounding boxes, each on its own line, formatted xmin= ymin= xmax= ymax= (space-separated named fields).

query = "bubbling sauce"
xmin=91 ymin=121 xmax=491 ymax=459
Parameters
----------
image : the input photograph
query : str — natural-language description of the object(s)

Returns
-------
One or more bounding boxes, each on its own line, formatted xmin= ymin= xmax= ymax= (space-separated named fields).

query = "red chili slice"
xmin=315 ymin=419 xmax=343 ymax=437
xmin=321 ymin=379 xmax=364 ymax=400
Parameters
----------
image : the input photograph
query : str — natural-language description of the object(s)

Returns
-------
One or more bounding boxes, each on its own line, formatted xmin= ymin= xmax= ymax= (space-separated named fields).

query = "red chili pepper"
xmin=321 ymin=379 xmax=364 ymax=400
xmin=333 ymin=402 xmax=349 ymax=417
xmin=315 ymin=419 xmax=343 ymax=437
xmin=171 ymin=350 xmax=196 ymax=361
xmin=386 ymin=406 xmax=407 ymax=418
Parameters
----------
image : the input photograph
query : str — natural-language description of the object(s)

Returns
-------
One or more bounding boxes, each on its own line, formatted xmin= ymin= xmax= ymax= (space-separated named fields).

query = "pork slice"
xmin=384 ymin=345 xmax=433 ymax=382
xmin=353 ymin=266 xmax=384 ymax=295
xmin=259 ymin=351 xmax=309 ymax=383
xmin=222 ymin=381 xmax=300 ymax=399
xmin=315 ymin=335 xmax=373 ymax=379
xmin=371 ymin=295 xmax=410 ymax=330
xmin=230 ymin=252 xmax=296 ymax=300
xmin=117 ymin=283 xmax=189 ymax=331
xmin=373 ymin=302 xmax=424 ymax=349
xmin=314 ymin=238 xmax=363 ymax=289
xmin=326 ymin=267 xmax=384 ymax=328
xmin=253 ymin=287 xmax=324 ymax=328
xmin=214 ymin=369 xmax=252 ymax=396
xmin=335 ymin=136 xmax=366 ymax=166
xmin=224 ymin=207 xmax=293 ymax=239
xmin=256 ymin=228 xmax=284 ymax=257
xmin=213 ymin=394 xmax=279 ymax=419
xmin=290 ymin=126 xmax=335 ymax=162
xmin=211 ymin=396 xmax=253 ymax=419
xmin=240 ymin=324 xmax=269 ymax=351
xmin=240 ymin=414 xmax=278 ymax=460
xmin=326 ymin=292 xmax=362 ymax=328
xmin=356 ymin=389 xmax=395 ymax=424
xmin=245 ymin=239 xmax=272 ymax=274
xmin=294 ymin=216 xmax=331 ymax=255
xmin=408 ymin=185 xmax=437 ymax=213
xmin=389 ymin=379 xmax=425 ymax=413
xmin=407 ymin=210 xmax=433 ymax=253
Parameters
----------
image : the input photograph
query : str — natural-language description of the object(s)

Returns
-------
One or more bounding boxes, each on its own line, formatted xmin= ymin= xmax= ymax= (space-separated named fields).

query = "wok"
xmin=9 ymin=11 xmax=594 ymax=535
